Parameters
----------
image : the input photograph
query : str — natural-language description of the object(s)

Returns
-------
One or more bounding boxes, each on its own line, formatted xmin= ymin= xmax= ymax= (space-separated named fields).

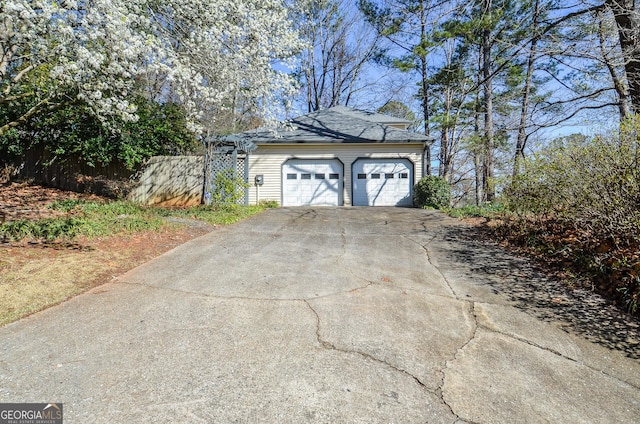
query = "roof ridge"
xmin=324 ymin=105 xmax=412 ymax=125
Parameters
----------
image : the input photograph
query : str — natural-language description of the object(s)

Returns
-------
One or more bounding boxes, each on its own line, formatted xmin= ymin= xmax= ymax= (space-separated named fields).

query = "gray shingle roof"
xmin=327 ymin=105 xmax=413 ymax=126
xmin=224 ymin=107 xmax=433 ymax=145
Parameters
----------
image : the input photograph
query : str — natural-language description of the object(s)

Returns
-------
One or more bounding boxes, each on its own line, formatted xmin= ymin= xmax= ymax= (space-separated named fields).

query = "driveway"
xmin=1 ymin=207 xmax=639 ymax=423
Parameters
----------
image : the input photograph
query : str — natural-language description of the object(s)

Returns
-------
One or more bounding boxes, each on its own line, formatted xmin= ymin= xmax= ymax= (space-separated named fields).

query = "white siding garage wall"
xmin=247 ymin=143 xmax=424 ymax=206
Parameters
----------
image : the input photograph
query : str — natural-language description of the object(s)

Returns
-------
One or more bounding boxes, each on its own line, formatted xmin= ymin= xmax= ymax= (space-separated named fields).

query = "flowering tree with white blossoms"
xmin=0 ymin=0 xmax=300 ymax=137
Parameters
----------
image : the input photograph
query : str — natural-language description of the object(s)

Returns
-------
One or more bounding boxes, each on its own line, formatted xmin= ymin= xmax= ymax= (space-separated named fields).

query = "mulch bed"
xmin=0 ymin=181 xmax=104 ymax=222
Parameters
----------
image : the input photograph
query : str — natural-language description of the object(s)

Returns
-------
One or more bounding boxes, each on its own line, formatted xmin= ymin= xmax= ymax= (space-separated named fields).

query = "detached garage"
xmin=224 ymin=106 xmax=433 ymax=206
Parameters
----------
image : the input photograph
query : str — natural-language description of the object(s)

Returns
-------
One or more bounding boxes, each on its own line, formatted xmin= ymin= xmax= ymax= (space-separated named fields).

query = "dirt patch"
xmin=0 ymin=183 xmax=213 ymax=326
xmin=0 ymin=181 xmax=104 ymax=222
xmin=0 ymin=226 xmax=213 ymax=326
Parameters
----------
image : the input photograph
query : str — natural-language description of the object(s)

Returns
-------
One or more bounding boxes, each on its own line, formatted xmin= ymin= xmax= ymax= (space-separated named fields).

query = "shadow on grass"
xmin=435 ymin=222 xmax=640 ymax=360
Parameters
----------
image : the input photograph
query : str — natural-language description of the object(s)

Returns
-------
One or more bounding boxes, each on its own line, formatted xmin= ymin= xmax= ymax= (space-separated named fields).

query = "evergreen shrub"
xmin=413 ymin=176 xmax=451 ymax=209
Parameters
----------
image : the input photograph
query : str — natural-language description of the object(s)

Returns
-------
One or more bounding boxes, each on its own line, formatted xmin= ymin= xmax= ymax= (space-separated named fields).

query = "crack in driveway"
xmin=470 ymin=307 xmax=640 ymax=392
xmin=301 ymin=300 xmax=450 ymax=399
xmin=302 ymin=296 xmax=477 ymax=422
xmin=403 ymin=234 xmax=458 ymax=299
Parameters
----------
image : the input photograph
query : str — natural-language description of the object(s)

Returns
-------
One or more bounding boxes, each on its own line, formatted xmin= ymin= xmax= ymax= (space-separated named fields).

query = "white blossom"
xmin=0 ymin=0 xmax=302 ymax=135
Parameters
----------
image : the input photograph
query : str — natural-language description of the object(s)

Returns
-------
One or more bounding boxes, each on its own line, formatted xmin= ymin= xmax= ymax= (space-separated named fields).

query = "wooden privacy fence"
xmin=10 ymin=147 xmax=135 ymax=196
xmin=6 ymin=145 xmax=257 ymax=206
xmin=128 ymin=156 xmax=205 ymax=206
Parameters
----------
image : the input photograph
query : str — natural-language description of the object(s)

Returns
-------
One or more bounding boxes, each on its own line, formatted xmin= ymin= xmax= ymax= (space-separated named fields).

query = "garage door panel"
xmin=353 ymin=159 xmax=413 ymax=206
xmin=283 ymin=159 xmax=343 ymax=206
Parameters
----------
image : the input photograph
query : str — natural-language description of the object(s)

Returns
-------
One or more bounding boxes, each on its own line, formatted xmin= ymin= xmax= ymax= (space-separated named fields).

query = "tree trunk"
xmin=439 ymin=86 xmax=456 ymax=183
xmin=474 ymin=152 xmax=483 ymax=206
xmin=0 ymin=97 xmax=52 ymax=136
xmin=599 ymin=8 xmax=633 ymax=120
xmin=439 ymin=130 xmax=448 ymax=180
xmin=514 ymin=0 xmax=540 ymax=177
xmin=482 ymin=0 xmax=495 ymax=202
xmin=606 ymin=0 xmax=640 ymax=113
xmin=421 ymin=59 xmax=432 ymax=176
xmin=474 ymin=52 xmax=483 ymax=206
xmin=420 ymin=9 xmax=431 ymax=176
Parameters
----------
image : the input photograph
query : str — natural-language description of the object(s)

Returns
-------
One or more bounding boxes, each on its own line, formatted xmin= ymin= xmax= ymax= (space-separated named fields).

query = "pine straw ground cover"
xmin=0 ymin=182 xmax=268 ymax=326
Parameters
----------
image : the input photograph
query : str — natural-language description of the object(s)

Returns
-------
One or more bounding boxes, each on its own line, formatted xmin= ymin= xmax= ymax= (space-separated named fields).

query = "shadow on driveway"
xmin=437 ymin=223 xmax=640 ymax=360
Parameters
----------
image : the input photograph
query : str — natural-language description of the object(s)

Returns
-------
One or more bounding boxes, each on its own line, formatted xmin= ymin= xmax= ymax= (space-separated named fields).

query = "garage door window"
xmin=287 ymin=174 xmax=297 ymax=180
xmin=357 ymin=173 xmax=366 ymax=179
xmin=315 ymin=173 xmax=325 ymax=179
xmin=400 ymin=173 xmax=408 ymax=179
xmin=301 ymin=174 xmax=311 ymax=180
xmin=385 ymin=173 xmax=394 ymax=179
xmin=329 ymin=173 xmax=340 ymax=179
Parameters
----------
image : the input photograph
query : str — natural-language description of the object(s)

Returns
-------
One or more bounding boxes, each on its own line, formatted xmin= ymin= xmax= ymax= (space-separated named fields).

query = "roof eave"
xmin=255 ymin=140 xmax=430 ymax=145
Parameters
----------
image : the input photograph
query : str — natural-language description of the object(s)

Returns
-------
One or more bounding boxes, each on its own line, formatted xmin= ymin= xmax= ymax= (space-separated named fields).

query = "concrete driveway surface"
xmin=1 ymin=207 xmax=639 ymax=423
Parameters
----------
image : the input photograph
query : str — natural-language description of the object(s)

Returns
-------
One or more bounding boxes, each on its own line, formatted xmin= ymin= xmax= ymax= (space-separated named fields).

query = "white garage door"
xmin=282 ymin=159 xmax=343 ymax=206
xmin=352 ymin=158 xmax=414 ymax=206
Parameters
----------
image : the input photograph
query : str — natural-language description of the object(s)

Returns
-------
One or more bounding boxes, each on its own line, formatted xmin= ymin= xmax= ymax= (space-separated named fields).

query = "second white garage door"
xmin=282 ymin=159 xmax=343 ymax=206
xmin=352 ymin=158 xmax=414 ymax=206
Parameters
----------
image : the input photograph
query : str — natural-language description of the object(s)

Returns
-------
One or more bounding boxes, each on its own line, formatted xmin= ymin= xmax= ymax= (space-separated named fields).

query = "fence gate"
xmin=203 ymin=137 xmax=256 ymax=205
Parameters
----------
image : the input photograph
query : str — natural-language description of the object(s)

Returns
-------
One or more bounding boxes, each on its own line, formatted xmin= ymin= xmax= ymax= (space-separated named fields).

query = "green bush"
xmin=0 ymin=200 xmax=270 ymax=242
xmin=48 ymin=199 xmax=87 ymax=212
xmin=0 ymin=217 xmax=83 ymax=241
xmin=258 ymin=200 xmax=279 ymax=208
xmin=0 ymin=97 xmax=197 ymax=171
xmin=413 ymin=176 xmax=451 ymax=209
xmin=445 ymin=203 xmax=505 ymax=219
xmin=207 ymin=171 xmax=250 ymax=206
xmin=503 ymin=117 xmax=640 ymax=246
